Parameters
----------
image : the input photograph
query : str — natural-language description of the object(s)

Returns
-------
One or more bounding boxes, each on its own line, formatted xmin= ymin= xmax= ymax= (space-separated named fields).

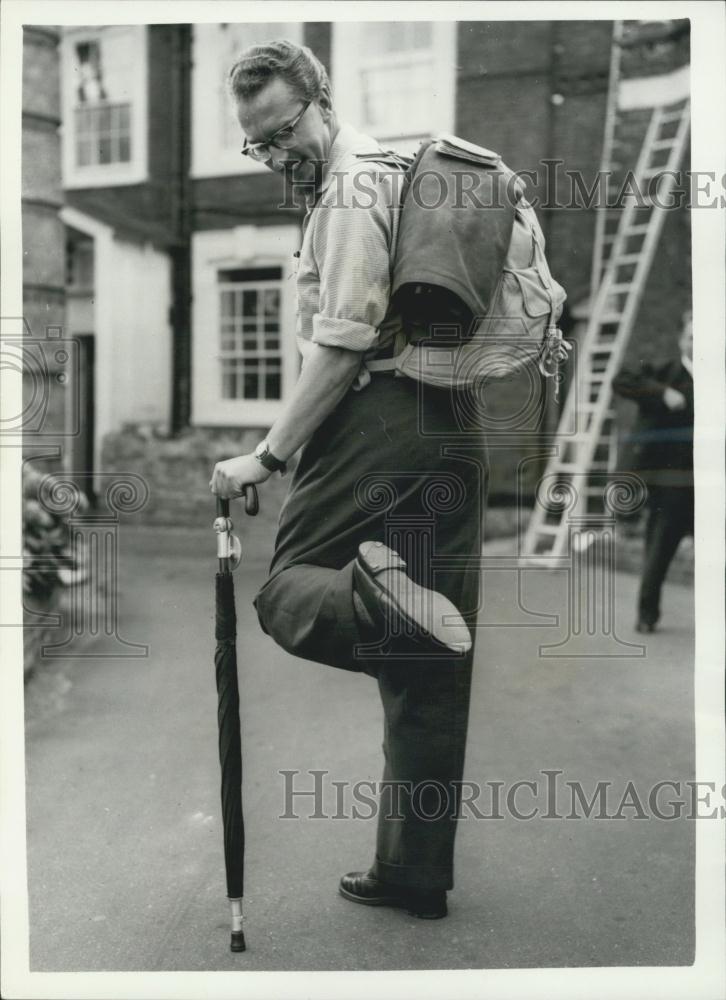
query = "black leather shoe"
xmin=339 ymin=870 xmax=448 ymax=919
xmin=353 ymin=541 xmax=471 ymax=655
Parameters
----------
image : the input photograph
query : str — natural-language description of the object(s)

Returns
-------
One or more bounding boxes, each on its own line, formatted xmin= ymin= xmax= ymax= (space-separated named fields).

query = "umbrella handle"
xmin=216 ymin=485 xmax=259 ymax=519
xmin=215 ymin=488 xmax=259 ymax=572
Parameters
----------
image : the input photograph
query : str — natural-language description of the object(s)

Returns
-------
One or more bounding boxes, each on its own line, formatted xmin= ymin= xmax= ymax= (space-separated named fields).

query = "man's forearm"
xmin=265 ymin=342 xmax=363 ymax=461
xmin=612 ymin=368 xmax=669 ymax=407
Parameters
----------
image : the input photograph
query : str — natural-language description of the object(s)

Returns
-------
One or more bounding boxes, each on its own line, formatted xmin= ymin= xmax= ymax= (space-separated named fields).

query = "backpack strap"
xmin=353 ymin=149 xmax=414 ymax=372
xmin=355 ymin=147 xmax=420 ymax=208
xmin=354 ymin=150 xmax=414 ymax=171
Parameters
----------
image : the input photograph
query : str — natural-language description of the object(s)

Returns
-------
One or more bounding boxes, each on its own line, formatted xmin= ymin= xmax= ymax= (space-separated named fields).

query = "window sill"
xmin=192 ymin=398 xmax=284 ymax=428
xmin=64 ymin=164 xmax=148 ymax=189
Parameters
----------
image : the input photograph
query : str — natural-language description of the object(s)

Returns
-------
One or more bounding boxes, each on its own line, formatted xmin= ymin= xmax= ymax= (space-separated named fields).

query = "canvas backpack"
xmin=356 ymin=134 xmax=569 ymax=390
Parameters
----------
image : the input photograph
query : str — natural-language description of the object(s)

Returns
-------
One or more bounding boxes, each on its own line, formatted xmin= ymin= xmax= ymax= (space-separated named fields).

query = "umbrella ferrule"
xmin=230 ymin=897 xmax=244 ymax=931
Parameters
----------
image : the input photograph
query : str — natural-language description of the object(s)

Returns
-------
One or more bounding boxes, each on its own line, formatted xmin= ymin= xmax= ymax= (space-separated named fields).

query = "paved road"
xmin=24 ymin=523 xmax=695 ymax=972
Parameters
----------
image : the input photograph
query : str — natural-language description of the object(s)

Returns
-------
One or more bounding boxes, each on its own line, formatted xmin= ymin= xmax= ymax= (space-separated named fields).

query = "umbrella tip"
xmin=230 ymin=930 xmax=247 ymax=953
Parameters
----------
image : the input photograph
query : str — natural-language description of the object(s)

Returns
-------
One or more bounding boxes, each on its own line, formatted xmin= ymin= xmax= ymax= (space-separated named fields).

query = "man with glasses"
xmin=210 ymin=39 xmax=486 ymax=921
xmin=241 ymin=98 xmax=311 ymax=162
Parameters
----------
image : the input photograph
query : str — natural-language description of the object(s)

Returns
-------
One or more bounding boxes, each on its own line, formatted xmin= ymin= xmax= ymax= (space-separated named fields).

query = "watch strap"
xmin=255 ymin=441 xmax=287 ymax=474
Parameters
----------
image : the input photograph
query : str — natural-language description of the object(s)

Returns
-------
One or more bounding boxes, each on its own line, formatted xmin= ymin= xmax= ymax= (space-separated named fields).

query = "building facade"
xmin=22 ymin=26 xmax=68 ymax=473
xmin=54 ymin=19 xmax=691 ymax=500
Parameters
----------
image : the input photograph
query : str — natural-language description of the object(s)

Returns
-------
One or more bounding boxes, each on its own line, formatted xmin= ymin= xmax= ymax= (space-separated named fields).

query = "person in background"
xmin=612 ymin=310 xmax=694 ymax=632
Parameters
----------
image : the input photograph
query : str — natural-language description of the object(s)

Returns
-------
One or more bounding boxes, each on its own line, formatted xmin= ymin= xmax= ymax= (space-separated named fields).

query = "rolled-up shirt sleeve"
xmin=310 ymin=169 xmax=396 ymax=352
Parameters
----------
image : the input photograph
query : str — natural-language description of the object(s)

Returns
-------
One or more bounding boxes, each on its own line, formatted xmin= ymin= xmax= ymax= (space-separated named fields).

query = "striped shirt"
xmin=295 ymin=123 xmax=405 ymax=385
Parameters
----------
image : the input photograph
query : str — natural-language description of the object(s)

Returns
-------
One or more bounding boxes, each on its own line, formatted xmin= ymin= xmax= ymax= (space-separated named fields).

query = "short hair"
xmin=228 ymin=39 xmax=331 ymax=104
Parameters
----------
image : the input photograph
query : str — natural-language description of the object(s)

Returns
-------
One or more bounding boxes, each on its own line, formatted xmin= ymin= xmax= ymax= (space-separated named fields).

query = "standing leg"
xmin=638 ymin=491 xmax=689 ymax=627
xmin=372 ymin=649 xmax=474 ymax=891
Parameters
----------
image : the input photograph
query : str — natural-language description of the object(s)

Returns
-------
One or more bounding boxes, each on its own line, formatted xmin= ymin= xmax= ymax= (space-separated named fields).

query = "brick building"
xmin=53 ymin=19 xmax=691 ymax=504
xmin=21 ymin=26 xmax=68 ymax=472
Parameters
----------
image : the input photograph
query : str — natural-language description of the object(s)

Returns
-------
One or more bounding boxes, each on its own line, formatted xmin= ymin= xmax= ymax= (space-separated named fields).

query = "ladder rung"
xmin=613 ymin=253 xmax=642 ymax=265
xmin=595 ymin=313 xmax=623 ymax=324
xmin=536 ymin=525 xmax=562 ymax=535
xmin=551 ymin=463 xmax=585 ymax=473
xmin=659 ymin=109 xmax=687 ymax=124
xmin=650 ymin=139 xmax=676 ymax=151
xmin=626 ymin=224 xmax=650 ymax=235
xmin=621 ymin=195 xmax=656 ymax=208
xmin=608 ymin=283 xmax=634 ymax=294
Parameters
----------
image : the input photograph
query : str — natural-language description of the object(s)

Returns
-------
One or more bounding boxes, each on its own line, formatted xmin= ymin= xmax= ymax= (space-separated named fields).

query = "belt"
xmin=365 ymin=357 xmax=397 ymax=374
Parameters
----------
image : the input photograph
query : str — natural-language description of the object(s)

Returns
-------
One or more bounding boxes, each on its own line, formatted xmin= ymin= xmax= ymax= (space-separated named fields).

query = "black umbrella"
xmin=214 ymin=486 xmax=259 ymax=953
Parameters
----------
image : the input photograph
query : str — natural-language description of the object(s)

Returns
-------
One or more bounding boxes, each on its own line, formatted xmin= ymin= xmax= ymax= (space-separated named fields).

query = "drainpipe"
xmin=169 ymin=25 xmax=193 ymax=434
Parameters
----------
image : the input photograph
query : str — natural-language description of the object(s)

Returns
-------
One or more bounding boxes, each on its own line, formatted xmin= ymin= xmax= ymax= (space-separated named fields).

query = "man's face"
xmin=236 ymin=76 xmax=334 ymax=189
xmin=679 ymin=314 xmax=693 ymax=360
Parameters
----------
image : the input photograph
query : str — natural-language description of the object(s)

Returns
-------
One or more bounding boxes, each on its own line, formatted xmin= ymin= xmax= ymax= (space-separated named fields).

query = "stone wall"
xmin=101 ymin=425 xmax=288 ymax=545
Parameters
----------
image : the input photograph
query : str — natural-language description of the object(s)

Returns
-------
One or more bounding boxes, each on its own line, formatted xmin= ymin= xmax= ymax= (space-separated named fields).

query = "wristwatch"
xmin=254 ymin=439 xmax=287 ymax=475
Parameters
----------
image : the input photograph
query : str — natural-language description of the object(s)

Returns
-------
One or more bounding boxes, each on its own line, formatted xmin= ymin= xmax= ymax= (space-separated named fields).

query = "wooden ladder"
xmin=522 ymin=21 xmax=690 ymax=562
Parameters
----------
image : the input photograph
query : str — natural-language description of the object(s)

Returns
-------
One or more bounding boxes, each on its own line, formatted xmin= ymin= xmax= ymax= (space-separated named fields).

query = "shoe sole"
xmin=338 ymin=884 xmax=402 ymax=907
xmin=338 ymin=884 xmax=447 ymax=919
xmin=354 ymin=547 xmax=471 ymax=655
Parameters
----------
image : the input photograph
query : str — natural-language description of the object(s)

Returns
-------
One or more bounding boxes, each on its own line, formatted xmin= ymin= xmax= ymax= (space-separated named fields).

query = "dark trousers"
xmin=638 ymin=485 xmax=693 ymax=625
xmin=255 ymin=375 xmax=487 ymax=891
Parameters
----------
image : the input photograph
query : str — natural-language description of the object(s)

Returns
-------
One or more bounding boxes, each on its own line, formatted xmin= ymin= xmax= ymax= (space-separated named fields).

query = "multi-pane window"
xmin=332 ymin=22 xmax=455 ymax=151
xmin=218 ymin=268 xmax=283 ymax=401
xmin=62 ymin=27 xmax=146 ymax=186
xmin=75 ymin=102 xmax=131 ymax=166
xmin=358 ymin=22 xmax=434 ymax=139
xmin=73 ymin=38 xmax=131 ymax=167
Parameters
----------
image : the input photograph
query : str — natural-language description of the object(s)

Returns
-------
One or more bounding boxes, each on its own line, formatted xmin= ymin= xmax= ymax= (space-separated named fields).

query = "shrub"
xmin=22 ymin=465 xmax=89 ymax=601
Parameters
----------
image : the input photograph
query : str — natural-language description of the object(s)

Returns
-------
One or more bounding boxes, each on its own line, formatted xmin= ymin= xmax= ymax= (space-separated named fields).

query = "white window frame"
xmin=192 ymin=225 xmax=301 ymax=427
xmin=61 ymin=26 xmax=148 ymax=188
xmin=191 ymin=22 xmax=304 ymax=179
xmin=332 ymin=21 xmax=457 ymax=153
xmin=218 ymin=276 xmax=284 ymax=403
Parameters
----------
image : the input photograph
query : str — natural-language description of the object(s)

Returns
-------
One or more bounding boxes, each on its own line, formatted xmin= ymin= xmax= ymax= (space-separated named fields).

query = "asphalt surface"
xmin=24 ymin=521 xmax=696 ymax=973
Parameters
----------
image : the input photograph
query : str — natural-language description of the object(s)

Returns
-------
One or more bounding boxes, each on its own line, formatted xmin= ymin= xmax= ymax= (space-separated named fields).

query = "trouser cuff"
xmin=372 ymin=855 xmax=453 ymax=891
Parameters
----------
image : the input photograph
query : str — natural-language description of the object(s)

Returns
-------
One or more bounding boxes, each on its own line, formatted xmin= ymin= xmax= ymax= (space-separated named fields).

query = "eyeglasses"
xmin=241 ymin=100 xmax=312 ymax=162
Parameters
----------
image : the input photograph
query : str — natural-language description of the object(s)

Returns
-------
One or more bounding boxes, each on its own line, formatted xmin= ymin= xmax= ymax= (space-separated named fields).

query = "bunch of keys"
xmin=538 ymin=325 xmax=573 ymax=401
